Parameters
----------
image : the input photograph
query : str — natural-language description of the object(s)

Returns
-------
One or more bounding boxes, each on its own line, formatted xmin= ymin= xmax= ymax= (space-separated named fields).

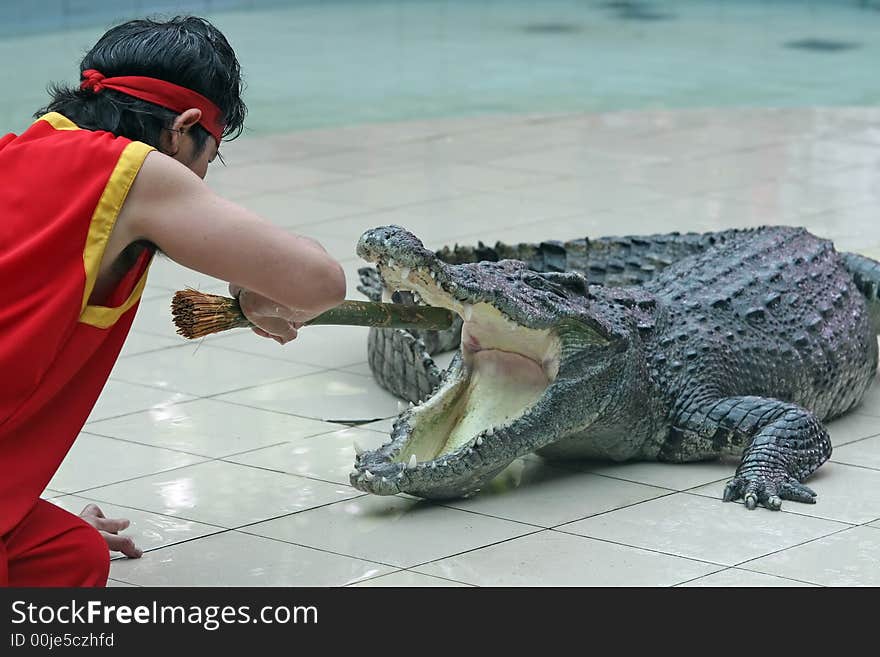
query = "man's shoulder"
xmin=134 ymin=148 xmax=207 ymax=194
xmin=119 ymin=148 xmax=212 ymax=240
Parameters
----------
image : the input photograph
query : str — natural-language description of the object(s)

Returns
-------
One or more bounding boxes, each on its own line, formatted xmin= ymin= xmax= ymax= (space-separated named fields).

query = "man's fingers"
xmin=250 ymin=327 xmax=274 ymax=339
xmin=102 ymin=532 xmax=143 ymax=559
xmin=80 ymin=507 xmax=141 ymax=558
xmin=238 ymin=289 xmax=315 ymax=326
xmin=251 ymin=323 xmax=297 ymax=344
xmin=94 ymin=517 xmax=130 ymax=534
xmin=79 ymin=503 xmax=105 ymax=519
xmin=275 ymin=328 xmax=298 ymax=344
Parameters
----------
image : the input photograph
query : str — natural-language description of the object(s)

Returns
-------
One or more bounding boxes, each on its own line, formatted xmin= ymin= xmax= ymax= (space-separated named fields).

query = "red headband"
xmin=80 ymin=69 xmax=225 ymax=145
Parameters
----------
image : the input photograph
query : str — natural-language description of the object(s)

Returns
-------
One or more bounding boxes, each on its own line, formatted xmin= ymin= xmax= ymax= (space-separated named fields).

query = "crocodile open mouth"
xmin=351 ymin=243 xmax=561 ymax=495
xmin=387 ymin=262 xmax=559 ymax=456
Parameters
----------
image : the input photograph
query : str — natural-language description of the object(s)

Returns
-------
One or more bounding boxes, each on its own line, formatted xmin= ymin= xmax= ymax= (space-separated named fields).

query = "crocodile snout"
xmin=357 ymin=225 xmax=436 ymax=269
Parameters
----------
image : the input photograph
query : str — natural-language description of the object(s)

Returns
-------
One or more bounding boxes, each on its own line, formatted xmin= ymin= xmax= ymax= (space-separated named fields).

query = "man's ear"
xmin=172 ymin=108 xmax=202 ymax=133
xmin=159 ymin=108 xmax=202 ymax=155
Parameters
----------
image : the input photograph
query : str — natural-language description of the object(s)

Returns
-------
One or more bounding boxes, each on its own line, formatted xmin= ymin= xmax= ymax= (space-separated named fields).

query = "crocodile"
xmin=350 ymin=224 xmax=880 ymax=510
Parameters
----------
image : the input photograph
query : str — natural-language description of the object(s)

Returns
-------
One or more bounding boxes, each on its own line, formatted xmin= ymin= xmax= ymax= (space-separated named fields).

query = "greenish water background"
xmin=1 ymin=1 xmax=878 ymax=136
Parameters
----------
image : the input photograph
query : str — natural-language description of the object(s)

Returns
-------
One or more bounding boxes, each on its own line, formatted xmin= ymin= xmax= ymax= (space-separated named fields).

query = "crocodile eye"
xmin=522 ymin=273 xmax=568 ymax=298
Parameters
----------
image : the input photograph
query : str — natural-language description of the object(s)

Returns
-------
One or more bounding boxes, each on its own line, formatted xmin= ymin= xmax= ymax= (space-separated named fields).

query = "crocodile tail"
xmin=842 ymin=251 xmax=880 ymax=334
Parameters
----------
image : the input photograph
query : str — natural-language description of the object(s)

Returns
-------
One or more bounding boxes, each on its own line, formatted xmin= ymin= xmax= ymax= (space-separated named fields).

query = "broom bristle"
xmin=171 ymin=289 xmax=250 ymax=339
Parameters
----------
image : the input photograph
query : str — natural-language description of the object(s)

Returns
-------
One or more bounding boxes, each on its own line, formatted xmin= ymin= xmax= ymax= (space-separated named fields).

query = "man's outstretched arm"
xmin=117 ymin=151 xmax=346 ymax=321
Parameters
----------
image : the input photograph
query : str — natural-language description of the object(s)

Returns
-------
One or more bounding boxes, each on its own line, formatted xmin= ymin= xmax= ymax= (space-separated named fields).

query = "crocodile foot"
xmin=722 ymin=472 xmax=817 ymax=511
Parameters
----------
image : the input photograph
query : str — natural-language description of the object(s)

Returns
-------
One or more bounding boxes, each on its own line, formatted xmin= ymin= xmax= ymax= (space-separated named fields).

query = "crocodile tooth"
xmin=407 ymin=454 xmax=417 ymax=469
xmin=397 ymin=471 xmax=404 ymax=479
xmin=486 ymin=427 xmax=495 ymax=437
xmin=401 ymin=267 xmax=411 ymax=280
xmin=363 ymin=470 xmax=375 ymax=481
xmin=353 ymin=440 xmax=365 ymax=456
xmin=409 ymin=401 xmax=414 ymax=408
xmin=462 ymin=303 xmax=473 ymax=321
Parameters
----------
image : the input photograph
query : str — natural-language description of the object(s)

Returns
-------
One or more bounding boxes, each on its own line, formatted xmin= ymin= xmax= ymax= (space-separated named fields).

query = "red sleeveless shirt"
xmin=0 ymin=113 xmax=154 ymax=534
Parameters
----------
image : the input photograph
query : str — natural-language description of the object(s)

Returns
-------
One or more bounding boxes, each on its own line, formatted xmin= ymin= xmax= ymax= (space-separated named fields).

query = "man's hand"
xmin=79 ymin=504 xmax=143 ymax=559
xmin=229 ymin=284 xmax=311 ymax=344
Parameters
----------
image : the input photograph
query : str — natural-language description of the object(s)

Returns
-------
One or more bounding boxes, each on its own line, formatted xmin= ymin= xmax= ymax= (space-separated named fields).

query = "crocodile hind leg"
xmin=662 ymin=395 xmax=832 ymax=510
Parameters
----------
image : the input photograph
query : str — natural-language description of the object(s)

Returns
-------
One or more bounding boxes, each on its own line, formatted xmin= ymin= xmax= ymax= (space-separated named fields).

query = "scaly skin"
xmin=354 ymin=226 xmax=880 ymax=509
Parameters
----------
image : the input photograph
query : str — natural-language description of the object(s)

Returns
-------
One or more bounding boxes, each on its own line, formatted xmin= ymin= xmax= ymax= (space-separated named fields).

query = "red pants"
xmin=1 ymin=500 xmax=109 ymax=587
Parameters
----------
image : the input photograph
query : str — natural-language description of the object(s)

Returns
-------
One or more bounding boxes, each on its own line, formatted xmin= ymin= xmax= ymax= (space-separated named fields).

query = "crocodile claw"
xmin=722 ymin=473 xmax=817 ymax=511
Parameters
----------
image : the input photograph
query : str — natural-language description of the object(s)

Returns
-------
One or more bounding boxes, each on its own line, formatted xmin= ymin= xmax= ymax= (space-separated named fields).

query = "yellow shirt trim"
xmin=38 ymin=112 xmax=80 ymax=131
xmin=79 ymin=140 xmax=155 ymax=328
xmin=34 ymin=113 xmax=156 ymax=329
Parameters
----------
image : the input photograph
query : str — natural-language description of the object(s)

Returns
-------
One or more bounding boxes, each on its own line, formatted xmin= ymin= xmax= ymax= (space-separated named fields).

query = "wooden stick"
xmin=171 ymin=289 xmax=456 ymax=339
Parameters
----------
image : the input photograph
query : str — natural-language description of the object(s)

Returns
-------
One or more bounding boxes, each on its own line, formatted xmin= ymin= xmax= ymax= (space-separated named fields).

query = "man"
xmin=0 ymin=16 xmax=346 ymax=586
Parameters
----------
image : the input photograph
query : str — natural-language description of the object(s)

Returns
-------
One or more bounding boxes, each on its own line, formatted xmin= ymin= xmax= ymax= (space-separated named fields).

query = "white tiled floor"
xmin=44 ymin=107 xmax=880 ymax=586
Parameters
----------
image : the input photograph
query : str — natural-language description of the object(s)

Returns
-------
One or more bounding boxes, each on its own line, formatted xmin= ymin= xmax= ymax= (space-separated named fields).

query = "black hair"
xmin=35 ymin=16 xmax=246 ymax=155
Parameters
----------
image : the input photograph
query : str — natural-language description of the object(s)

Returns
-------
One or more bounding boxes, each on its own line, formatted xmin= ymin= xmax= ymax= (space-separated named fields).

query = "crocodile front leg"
xmin=662 ymin=395 xmax=832 ymax=511
xmin=367 ymin=327 xmax=444 ymax=404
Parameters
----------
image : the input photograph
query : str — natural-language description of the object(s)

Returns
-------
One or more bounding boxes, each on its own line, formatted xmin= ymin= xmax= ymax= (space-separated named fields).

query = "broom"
xmin=171 ymin=288 xmax=456 ymax=339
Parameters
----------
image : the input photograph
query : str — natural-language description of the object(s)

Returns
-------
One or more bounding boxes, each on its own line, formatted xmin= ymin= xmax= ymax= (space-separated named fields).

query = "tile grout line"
xmin=671 ymin=566 xmax=823 ymax=588
xmin=430 ymin=483 xmax=681 ymax=531
xmin=404 ymin=526 xmax=731 ymax=581
xmin=346 ymin=569 xmax=474 ymax=588
xmin=202 ymin=393 xmax=394 ymax=425
xmin=82 ymin=407 xmax=384 ymax=461
xmin=731 ymin=523 xmax=862 ymax=575
xmin=80 ymin=428 xmax=298 ymax=462
xmin=103 ymin=506 xmax=416 ymax=579
xmin=109 ymin=367 xmax=319 ymax=400
xmin=546 ymin=526 xmax=732 ymax=571
xmin=86 ymin=392 xmax=385 ymax=429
